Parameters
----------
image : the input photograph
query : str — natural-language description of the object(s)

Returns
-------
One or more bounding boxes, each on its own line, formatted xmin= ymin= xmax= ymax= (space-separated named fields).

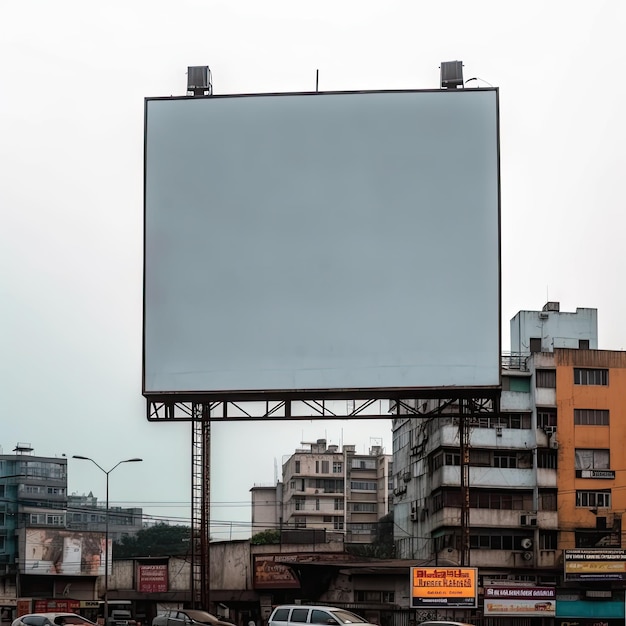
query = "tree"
xmin=250 ymin=529 xmax=281 ymax=545
xmin=113 ymin=523 xmax=192 ymax=558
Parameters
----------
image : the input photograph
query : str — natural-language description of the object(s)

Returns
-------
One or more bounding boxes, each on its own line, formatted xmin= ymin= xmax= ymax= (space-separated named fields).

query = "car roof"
xmin=272 ymin=607 xmax=349 ymax=612
xmin=18 ymin=612 xmax=84 ymax=621
xmin=418 ymin=622 xmax=475 ymax=626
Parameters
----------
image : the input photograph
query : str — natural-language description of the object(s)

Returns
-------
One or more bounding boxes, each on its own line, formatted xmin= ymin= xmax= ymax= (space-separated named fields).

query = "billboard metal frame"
xmin=143 ymin=86 xmax=501 ymax=609
xmin=143 ymin=87 xmax=502 ymax=408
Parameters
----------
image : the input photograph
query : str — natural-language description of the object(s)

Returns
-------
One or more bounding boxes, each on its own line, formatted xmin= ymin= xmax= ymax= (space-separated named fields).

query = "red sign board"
xmin=138 ymin=563 xmax=168 ymax=593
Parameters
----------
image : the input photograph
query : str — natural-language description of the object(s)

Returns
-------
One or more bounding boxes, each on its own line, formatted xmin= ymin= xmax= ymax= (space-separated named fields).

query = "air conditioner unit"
xmin=410 ymin=511 xmax=417 ymax=521
xmin=521 ymin=515 xmax=537 ymax=527
xmin=544 ymin=426 xmax=556 ymax=435
xmin=496 ymin=426 xmax=503 ymax=437
xmin=521 ymin=537 xmax=533 ymax=549
xmin=550 ymin=439 xmax=559 ymax=450
xmin=522 ymin=551 xmax=533 ymax=561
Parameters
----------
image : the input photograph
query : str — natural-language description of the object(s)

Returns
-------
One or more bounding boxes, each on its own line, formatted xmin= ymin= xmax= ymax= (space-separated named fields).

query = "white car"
xmin=268 ymin=606 xmax=377 ymax=626
xmin=13 ymin=614 xmax=97 ymax=626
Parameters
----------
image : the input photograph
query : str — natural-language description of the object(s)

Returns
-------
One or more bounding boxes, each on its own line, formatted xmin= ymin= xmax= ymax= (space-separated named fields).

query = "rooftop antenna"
xmin=316 ymin=69 xmax=319 ymax=92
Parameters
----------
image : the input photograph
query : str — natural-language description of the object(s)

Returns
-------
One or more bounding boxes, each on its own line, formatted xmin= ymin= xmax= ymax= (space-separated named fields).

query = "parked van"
xmin=268 ymin=606 xmax=377 ymax=626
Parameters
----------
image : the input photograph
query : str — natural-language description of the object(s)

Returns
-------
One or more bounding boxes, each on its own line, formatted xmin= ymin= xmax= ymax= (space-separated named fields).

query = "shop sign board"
xmin=410 ymin=567 xmax=478 ymax=608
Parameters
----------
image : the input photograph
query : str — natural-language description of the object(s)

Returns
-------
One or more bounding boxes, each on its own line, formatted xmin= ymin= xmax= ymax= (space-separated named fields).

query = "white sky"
xmin=2 ymin=1 xmax=625 ymax=541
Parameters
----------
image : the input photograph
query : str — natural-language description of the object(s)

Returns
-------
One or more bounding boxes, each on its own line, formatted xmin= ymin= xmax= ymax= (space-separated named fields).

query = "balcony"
xmin=432 ymin=466 xmax=535 ymax=490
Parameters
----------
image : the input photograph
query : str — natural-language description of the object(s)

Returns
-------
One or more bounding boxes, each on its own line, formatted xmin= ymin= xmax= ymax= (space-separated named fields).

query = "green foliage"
xmin=113 ymin=523 xmax=191 ymax=558
xmin=250 ymin=529 xmax=281 ymax=545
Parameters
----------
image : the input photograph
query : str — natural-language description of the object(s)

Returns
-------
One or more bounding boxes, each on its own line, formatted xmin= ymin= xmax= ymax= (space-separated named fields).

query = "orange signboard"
xmin=410 ymin=567 xmax=478 ymax=608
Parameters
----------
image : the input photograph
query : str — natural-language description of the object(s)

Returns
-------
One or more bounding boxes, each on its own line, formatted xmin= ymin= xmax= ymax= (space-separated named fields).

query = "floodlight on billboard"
xmin=143 ymin=88 xmax=500 ymax=402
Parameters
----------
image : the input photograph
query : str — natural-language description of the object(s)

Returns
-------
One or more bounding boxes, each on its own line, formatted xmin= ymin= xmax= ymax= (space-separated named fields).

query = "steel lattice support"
xmin=191 ymin=404 xmax=211 ymax=609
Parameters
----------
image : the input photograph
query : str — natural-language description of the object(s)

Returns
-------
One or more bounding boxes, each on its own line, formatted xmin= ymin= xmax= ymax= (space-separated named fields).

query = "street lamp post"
xmin=73 ymin=456 xmax=142 ymax=623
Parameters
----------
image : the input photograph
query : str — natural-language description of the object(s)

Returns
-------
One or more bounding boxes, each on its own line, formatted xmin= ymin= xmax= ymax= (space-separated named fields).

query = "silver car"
xmin=152 ymin=610 xmax=235 ymax=626
xmin=268 ymin=606 xmax=377 ymax=626
xmin=13 ymin=614 xmax=97 ymax=626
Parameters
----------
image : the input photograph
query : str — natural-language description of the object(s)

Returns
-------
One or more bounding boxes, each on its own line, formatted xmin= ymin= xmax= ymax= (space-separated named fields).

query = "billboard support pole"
xmin=460 ymin=399 xmax=471 ymax=567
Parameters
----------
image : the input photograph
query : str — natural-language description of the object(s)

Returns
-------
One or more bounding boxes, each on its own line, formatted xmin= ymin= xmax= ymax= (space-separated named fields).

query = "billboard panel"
xmin=21 ymin=528 xmax=108 ymax=576
xmin=410 ymin=566 xmax=478 ymax=608
xmin=484 ymin=587 xmax=555 ymax=616
xmin=137 ymin=563 xmax=168 ymax=592
xmin=564 ymin=549 xmax=626 ymax=581
xmin=144 ymin=89 xmax=500 ymax=400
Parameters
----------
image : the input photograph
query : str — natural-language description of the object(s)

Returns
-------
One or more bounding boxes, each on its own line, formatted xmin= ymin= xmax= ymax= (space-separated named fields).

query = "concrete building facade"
xmin=391 ymin=303 xmax=620 ymax=625
xmin=252 ymin=439 xmax=391 ymax=544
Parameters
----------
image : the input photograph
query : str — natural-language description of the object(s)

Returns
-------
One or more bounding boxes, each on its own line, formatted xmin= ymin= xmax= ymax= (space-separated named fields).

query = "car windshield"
xmin=329 ymin=611 xmax=368 ymax=624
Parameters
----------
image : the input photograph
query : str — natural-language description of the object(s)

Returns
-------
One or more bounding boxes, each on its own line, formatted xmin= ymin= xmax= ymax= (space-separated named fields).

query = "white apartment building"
xmin=251 ymin=439 xmax=391 ymax=544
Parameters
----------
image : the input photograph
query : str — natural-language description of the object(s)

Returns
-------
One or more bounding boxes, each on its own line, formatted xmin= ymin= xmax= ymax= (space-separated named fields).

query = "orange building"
xmin=555 ymin=348 xmax=626 ymax=551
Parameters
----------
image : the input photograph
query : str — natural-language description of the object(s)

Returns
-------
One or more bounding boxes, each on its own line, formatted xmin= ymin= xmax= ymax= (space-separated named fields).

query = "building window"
xmin=294 ymin=461 xmax=300 ymax=474
xmin=469 ymin=534 xmax=532 ymax=550
xmin=352 ymin=503 xmax=377 ymax=512
xmin=355 ymin=591 xmax=382 ymax=602
xmin=352 ymin=459 xmax=376 ymax=470
xmin=333 ymin=517 xmax=344 ymax=530
xmin=354 ymin=590 xmax=394 ymax=603
xmin=315 ymin=478 xmax=343 ymax=493
xmin=576 ymin=490 xmax=611 ymax=508
xmin=474 ymin=413 xmax=532 ymax=429
xmin=295 ymin=497 xmax=305 ymax=510
xmin=493 ymin=452 xmax=518 ymax=468
xmin=502 ymin=376 xmax=531 ymax=392
xmin=350 ymin=481 xmax=377 ymax=491
xmin=294 ymin=516 xmax=306 ymax=528
xmin=315 ymin=498 xmax=320 ymax=511
xmin=574 ymin=368 xmax=608 ymax=386
xmin=536 ymin=369 xmax=556 ymax=388
xmin=579 ymin=339 xmax=590 ymax=349
xmin=315 ymin=460 xmax=330 ymax=474
xmin=332 ymin=462 xmax=343 ymax=473
xmin=539 ymin=531 xmax=557 ymax=549
xmin=529 ymin=337 xmax=542 ymax=353
xmin=323 ymin=516 xmax=332 ymax=523
xmin=574 ymin=409 xmax=609 ymax=425
xmin=575 ymin=449 xmax=610 ymax=470
xmin=0 ymin=513 xmax=4 ymax=525
xmin=469 ymin=450 xmax=491 ymax=466
xmin=539 ymin=490 xmax=557 ymax=510
xmin=537 ymin=450 xmax=558 ymax=469
xmin=334 ymin=498 xmax=343 ymax=511
xmin=470 ymin=490 xmax=532 ymax=510
xmin=537 ymin=408 xmax=557 ymax=429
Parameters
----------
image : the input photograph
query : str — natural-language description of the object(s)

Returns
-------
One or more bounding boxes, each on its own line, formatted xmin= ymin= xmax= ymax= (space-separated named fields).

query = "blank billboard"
xmin=144 ymin=89 xmax=500 ymax=400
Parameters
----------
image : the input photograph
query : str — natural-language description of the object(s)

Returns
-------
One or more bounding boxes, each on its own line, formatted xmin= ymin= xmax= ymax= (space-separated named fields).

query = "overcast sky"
xmin=2 ymin=1 xmax=625 ymax=541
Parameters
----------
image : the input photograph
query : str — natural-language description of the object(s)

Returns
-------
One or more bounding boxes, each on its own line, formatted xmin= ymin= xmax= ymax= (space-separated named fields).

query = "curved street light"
xmin=72 ymin=456 xmax=142 ymax=622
